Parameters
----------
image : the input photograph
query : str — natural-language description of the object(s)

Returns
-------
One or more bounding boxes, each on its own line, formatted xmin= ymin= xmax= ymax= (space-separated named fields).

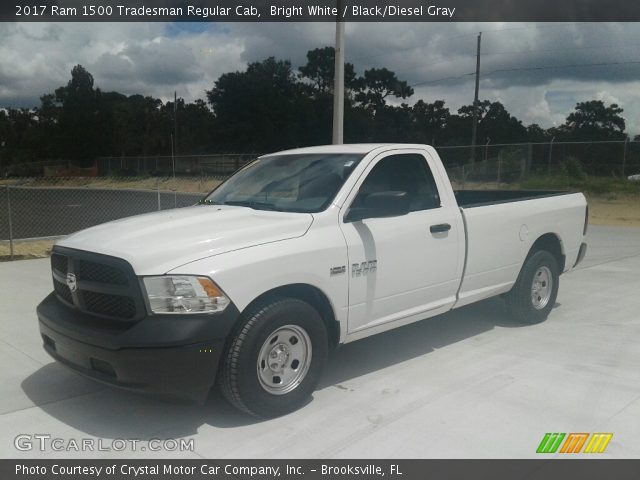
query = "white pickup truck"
xmin=37 ymin=144 xmax=588 ymax=417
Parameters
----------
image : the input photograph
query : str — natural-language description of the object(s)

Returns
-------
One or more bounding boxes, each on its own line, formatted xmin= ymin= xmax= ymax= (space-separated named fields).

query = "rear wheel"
xmin=505 ymin=250 xmax=559 ymax=324
xmin=219 ymin=297 xmax=328 ymax=417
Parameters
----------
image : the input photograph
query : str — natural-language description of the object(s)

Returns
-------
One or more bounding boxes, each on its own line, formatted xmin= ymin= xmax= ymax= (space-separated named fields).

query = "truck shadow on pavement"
xmin=21 ymin=296 xmax=549 ymax=441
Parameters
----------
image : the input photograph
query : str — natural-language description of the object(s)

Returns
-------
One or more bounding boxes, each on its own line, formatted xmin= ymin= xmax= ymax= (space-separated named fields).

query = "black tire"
xmin=505 ymin=250 xmax=560 ymax=324
xmin=219 ymin=297 xmax=328 ymax=418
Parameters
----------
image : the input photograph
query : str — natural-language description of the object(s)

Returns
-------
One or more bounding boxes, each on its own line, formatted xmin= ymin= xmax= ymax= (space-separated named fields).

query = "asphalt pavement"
xmin=1 ymin=225 xmax=639 ymax=458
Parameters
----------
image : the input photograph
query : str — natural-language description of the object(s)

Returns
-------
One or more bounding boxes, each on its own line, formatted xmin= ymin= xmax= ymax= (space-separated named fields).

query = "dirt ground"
xmin=0 ymin=240 xmax=54 ymax=260
xmin=588 ymin=194 xmax=640 ymax=227
xmin=0 ymin=177 xmax=222 ymax=193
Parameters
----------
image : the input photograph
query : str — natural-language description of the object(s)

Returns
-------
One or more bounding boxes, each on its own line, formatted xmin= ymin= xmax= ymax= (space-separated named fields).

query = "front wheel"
xmin=219 ymin=297 xmax=328 ymax=417
xmin=505 ymin=250 xmax=560 ymax=324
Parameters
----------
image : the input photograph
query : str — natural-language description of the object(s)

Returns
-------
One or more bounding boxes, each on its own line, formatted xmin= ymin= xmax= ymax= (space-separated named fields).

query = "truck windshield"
xmin=203 ymin=153 xmax=365 ymax=213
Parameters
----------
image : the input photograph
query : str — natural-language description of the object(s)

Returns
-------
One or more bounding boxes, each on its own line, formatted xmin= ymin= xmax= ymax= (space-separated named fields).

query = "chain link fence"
xmin=1 ymin=154 xmax=257 ymax=177
xmin=0 ymin=177 xmax=222 ymax=260
xmin=439 ymin=140 xmax=640 ymax=187
xmin=96 ymin=154 xmax=257 ymax=177
xmin=2 ymin=141 xmax=639 ymax=260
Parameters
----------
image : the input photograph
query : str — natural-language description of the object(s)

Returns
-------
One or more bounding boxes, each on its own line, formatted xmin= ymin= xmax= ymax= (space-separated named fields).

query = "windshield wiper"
xmin=222 ymin=200 xmax=284 ymax=211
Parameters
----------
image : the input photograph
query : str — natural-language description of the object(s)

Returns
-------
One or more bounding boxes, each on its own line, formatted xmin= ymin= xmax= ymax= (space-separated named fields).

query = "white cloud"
xmin=596 ymin=90 xmax=621 ymax=106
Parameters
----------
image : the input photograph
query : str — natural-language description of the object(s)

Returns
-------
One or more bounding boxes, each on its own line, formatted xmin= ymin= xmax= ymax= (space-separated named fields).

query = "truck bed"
xmin=454 ymin=189 xmax=568 ymax=208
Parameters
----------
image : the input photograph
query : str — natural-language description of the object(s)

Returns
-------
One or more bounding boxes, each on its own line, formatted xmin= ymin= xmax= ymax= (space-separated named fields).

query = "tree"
xmin=548 ymin=101 xmax=628 ymax=175
xmin=411 ymin=100 xmax=450 ymax=144
xmin=0 ymin=108 xmax=41 ymax=169
xmin=557 ymin=100 xmax=626 ymax=141
xmin=1 ymin=50 xmax=634 ymax=172
xmin=354 ymin=68 xmax=414 ymax=113
xmin=480 ymin=102 xmax=527 ymax=143
xmin=207 ymin=57 xmax=313 ymax=151
xmin=455 ymin=100 xmax=527 ymax=144
xmin=174 ymin=99 xmax=216 ymax=153
xmin=526 ymin=124 xmax=550 ymax=143
xmin=298 ymin=47 xmax=357 ymax=94
xmin=52 ymin=65 xmax=103 ymax=162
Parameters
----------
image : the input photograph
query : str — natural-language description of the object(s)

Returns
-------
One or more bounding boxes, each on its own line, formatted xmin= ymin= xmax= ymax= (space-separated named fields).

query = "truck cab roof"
xmin=261 ymin=143 xmax=435 ymax=157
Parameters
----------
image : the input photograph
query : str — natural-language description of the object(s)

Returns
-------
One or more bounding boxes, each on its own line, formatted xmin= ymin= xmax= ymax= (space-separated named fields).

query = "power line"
xmin=388 ymin=43 xmax=637 ymax=77
xmin=350 ymin=22 xmax=592 ymax=66
xmin=410 ymin=60 xmax=640 ymax=88
xmin=410 ymin=72 xmax=475 ymax=87
xmin=483 ymin=42 xmax=640 ymax=57
xmin=479 ymin=22 xmax=589 ymax=34
xmin=483 ymin=60 xmax=640 ymax=76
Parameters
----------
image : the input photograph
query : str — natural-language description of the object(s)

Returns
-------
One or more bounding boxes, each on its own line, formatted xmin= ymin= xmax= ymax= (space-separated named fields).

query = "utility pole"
xmin=332 ymin=0 xmax=345 ymax=144
xmin=173 ymin=90 xmax=178 ymax=161
xmin=470 ymin=32 xmax=482 ymax=164
xmin=171 ymin=91 xmax=178 ymax=207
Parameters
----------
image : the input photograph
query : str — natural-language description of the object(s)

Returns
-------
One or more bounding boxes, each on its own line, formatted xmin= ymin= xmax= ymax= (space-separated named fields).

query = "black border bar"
xmin=4 ymin=460 xmax=640 ymax=480
xmin=4 ymin=0 xmax=640 ymax=22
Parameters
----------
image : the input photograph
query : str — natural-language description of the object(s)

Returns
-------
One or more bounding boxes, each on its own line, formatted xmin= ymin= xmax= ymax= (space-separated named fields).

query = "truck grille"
xmin=53 ymin=277 xmax=73 ymax=304
xmin=78 ymin=260 xmax=128 ymax=285
xmin=82 ymin=291 xmax=137 ymax=319
xmin=51 ymin=253 xmax=68 ymax=275
xmin=50 ymin=247 xmax=144 ymax=321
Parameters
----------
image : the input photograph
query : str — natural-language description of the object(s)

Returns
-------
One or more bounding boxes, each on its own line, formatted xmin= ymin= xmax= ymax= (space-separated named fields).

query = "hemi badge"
xmin=330 ymin=266 xmax=346 ymax=276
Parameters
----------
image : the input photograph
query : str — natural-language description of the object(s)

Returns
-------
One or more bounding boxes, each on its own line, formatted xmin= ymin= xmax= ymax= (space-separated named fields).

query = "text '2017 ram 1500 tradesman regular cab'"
xmin=37 ymin=144 xmax=588 ymax=417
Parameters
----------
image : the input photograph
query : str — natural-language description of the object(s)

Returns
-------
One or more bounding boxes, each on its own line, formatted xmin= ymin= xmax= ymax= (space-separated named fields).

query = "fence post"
xmin=461 ymin=164 xmax=466 ymax=189
xmin=548 ymin=137 xmax=555 ymax=174
xmin=6 ymin=185 xmax=14 ymax=260
xmin=622 ymin=137 xmax=629 ymax=176
xmin=484 ymin=139 xmax=490 ymax=175
xmin=157 ymin=178 xmax=161 ymax=211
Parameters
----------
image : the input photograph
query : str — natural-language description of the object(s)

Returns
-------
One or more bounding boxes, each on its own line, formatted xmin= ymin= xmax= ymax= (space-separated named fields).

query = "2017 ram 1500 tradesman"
xmin=37 ymin=144 xmax=588 ymax=417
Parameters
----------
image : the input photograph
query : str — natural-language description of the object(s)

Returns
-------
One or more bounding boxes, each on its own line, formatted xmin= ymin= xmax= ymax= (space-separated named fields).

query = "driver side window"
xmin=352 ymin=153 xmax=441 ymax=212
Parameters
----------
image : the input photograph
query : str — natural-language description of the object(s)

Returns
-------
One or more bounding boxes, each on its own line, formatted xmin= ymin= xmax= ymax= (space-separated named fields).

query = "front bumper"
xmin=37 ymin=292 xmax=240 ymax=403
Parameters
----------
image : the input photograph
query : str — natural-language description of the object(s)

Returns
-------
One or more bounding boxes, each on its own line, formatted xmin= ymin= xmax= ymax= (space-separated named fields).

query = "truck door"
xmin=339 ymin=150 xmax=461 ymax=334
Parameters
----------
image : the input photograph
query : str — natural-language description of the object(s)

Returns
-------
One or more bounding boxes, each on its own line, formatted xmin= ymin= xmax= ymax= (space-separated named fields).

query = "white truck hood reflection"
xmin=58 ymin=205 xmax=314 ymax=275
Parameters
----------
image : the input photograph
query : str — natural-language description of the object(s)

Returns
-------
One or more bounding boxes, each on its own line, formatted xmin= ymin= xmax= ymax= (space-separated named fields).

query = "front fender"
xmin=167 ymin=229 xmax=350 ymax=342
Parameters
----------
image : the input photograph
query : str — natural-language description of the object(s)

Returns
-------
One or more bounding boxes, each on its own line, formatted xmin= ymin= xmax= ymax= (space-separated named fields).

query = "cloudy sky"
xmin=2 ymin=21 xmax=640 ymax=135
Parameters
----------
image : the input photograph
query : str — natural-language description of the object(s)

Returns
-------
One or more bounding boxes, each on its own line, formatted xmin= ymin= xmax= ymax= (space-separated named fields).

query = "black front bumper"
xmin=37 ymin=292 xmax=240 ymax=403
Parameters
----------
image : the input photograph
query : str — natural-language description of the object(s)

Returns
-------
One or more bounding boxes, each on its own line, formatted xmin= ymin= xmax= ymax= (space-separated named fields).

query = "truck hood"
xmin=57 ymin=205 xmax=313 ymax=275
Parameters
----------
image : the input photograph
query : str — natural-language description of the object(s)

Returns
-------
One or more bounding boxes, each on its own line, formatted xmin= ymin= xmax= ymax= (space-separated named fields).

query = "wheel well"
xmin=241 ymin=284 xmax=341 ymax=349
xmin=529 ymin=233 xmax=565 ymax=272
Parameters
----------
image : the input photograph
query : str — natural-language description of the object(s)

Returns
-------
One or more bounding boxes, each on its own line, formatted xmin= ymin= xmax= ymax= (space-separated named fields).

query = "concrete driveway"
xmin=1 ymin=225 xmax=639 ymax=459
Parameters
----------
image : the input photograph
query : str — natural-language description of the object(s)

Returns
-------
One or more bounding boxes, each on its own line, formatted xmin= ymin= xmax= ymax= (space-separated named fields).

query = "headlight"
xmin=143 ymin=276 xmax=230 ymax=314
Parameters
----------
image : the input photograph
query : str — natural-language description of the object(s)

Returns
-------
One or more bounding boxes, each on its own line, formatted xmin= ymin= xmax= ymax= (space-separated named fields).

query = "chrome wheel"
xmin=531 ymin=266 xmax=553 ymax=310
xmin=257 ymin=324 xmax=312 ymax=395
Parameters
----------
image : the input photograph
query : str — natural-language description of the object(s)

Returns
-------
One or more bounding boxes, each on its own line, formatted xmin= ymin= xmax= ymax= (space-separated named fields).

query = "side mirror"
xmin=346 ymin=191 xmax=410 ymax=222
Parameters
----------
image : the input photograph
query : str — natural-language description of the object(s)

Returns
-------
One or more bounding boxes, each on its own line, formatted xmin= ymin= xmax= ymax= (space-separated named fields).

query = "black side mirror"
xmin=346 ymin=191 xmax=410 ymax=222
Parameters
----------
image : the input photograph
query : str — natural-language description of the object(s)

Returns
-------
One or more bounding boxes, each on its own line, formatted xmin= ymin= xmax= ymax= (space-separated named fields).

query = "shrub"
xmin=561 ymin=156 xmax=587 ymax=180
